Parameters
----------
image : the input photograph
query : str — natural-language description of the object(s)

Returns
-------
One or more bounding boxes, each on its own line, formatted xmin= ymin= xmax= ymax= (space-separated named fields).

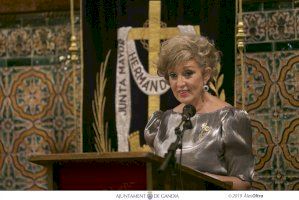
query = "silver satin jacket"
xmin=144 ymin=106 xmax=255 ymax=182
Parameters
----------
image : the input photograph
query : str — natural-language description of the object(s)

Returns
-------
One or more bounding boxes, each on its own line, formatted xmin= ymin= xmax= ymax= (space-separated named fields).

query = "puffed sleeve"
xmin=144 ymin=110 xmax=163 ymax=148
xmin=222 ymin=109 xmax=255 ymax=182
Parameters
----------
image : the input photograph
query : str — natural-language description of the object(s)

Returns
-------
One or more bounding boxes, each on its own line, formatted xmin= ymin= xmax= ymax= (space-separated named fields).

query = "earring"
xmin=203 ymin=84 xmax=209 ymax=92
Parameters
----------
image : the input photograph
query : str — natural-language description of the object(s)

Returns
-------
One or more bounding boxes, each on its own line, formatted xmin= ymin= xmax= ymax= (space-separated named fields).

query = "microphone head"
xmin=183 ymin=104 xmax=196 ymax=119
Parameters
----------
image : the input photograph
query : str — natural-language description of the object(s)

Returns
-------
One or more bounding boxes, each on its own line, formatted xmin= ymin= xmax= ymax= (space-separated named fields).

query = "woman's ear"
xmin=203 ymin=67 xmax=212 ymax=84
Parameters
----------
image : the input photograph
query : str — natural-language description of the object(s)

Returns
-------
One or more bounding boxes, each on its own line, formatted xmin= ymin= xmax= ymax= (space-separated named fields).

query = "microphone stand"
xmin=158 ymin=117 xmax=193 ymax=189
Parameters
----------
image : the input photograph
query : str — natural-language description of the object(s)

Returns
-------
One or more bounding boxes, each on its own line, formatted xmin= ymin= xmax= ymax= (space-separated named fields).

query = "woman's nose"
xmin=176 ymin=76 xmax=186 ymax=87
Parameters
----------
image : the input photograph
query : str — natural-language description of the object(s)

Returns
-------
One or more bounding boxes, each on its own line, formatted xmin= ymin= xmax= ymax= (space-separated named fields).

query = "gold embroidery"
xmin=129 ymin=131 xmax=152 ymax=152
xmin=92 ymin=51 xmax=112 ymax=152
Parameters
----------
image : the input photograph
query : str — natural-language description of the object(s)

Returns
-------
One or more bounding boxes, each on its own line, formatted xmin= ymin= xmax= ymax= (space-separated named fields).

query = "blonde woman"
xmin=144 ymin=34 xmax=254 ymax=190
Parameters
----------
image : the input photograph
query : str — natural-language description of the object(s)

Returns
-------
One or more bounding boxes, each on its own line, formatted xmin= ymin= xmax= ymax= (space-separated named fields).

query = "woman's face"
xmin=168 ymin=59 xmax=210 ymax=106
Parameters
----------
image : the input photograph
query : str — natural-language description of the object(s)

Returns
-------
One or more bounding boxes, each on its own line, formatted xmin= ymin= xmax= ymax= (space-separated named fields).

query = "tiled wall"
xmin=236 ymin=1 xmax=299 ymax=190
xmin=0 ymin=12 xmax=82 ymax=190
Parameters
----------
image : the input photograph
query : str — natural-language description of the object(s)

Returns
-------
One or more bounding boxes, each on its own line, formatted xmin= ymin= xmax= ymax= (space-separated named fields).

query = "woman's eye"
xmin=183 ymin=70 xmax=194 ymax=77
xmin=168 ymin=72 xmax=177 ymax=79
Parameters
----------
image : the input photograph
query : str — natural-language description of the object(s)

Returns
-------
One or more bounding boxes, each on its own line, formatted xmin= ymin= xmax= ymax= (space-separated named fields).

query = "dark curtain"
xmin=83 ymin=0 xmax=235 ymax=152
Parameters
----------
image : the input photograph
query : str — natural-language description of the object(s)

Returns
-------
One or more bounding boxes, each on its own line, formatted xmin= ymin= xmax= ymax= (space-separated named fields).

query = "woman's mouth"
xmin=178 ymin=90 xmax=189 ymax=98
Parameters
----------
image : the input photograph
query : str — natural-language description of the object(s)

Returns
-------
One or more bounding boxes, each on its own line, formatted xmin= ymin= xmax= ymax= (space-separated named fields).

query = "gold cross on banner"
xmin=128 ymin=0 xmax=200 ymax=119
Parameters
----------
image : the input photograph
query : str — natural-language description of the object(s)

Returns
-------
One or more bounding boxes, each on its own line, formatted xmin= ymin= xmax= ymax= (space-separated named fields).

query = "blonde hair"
xmin=157 ymin=34 xmax=221 ymax=82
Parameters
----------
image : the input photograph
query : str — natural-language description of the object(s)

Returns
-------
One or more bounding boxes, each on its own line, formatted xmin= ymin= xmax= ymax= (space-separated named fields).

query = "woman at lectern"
xmin=144 ymin=34 xmax=254 ymax=190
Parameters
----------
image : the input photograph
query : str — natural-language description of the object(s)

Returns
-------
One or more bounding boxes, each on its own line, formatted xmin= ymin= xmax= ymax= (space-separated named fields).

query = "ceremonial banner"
xmin=83 ymin=0 xmax=235 ymax=152
xmin=116 ymin=25 xmax=197 ymax=151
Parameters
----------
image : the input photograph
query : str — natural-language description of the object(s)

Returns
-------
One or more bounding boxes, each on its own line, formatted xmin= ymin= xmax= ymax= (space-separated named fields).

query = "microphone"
xmin=158 ymin=104 xmax=196 ymax=173
xmin=182 ymin=104 xmax=196 ymax=121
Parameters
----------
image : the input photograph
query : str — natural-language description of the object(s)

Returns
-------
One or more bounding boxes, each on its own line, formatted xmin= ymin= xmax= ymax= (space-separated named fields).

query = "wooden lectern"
xmin=29 ymin=152 xmax=232 ymax=190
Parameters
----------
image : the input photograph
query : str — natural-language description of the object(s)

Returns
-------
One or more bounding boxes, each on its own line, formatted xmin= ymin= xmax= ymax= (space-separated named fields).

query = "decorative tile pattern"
xmin=235 ymin=53 xmax=273 ymax=112
xmin=243 ymin=13 xmax=267 ymax=43
xmin=32 ymin=27 xmax=56 ymax=56
xmin=241 ymin=2 xmax=299 ymax=189
xmin=0 ymin=11 xmax=82 ymax=190
xmin=0 ymin=155 xmax=48 ymax=190
xmin=274 ymin=51 xmax=299 ymax=107
xmin=268 ymin=10 xmax=296 ymax=41
xmin=7 ymin=29 xmax=32 ymax=57
xmin=0 ymin=82 xmax=3 ymax=110
xmin=0 ymin=155 xmax=32 ymax=190
xmin=0 ymin=64 xmax=81 ymax=189
xmin=54 ymin=26 xmax=71 ymax=55
xmin=10 ymin=68 xmax=56 ymax=120
xmin=238 ymin=51 xmax=299 ymax=189
xmin=251 ymin=117 xmax=275 ymax=171
xmin=35 ymin=98 xmax=75 ymax=152
xmin=279 ymin=122 xmax=299 ymax=171
xmin=273 ymin=87 xmax=298 ymax=139
xmin=0 ymin=98 xmax=33 ymax=152
xmin=296 ymin=10 xmax=299 ymax=39
xmin=62 ymin=72 xmax=76 ymax=114
xmin=0 ymin=140 xmax=4 ymax=168
xmin=253 ymin=147 xmax=299 ymax=190
xmin=0 ymin=31 xmax=6 ymax=57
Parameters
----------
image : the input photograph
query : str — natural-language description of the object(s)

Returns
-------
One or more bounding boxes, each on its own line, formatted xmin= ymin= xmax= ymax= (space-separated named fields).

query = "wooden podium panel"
xmin=29 ymin=152 xmax=232 ymax=190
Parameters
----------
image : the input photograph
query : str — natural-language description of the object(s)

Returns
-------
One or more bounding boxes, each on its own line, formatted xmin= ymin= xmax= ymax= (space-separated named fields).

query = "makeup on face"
xmin=167 ymin=60 xmax=206 ymax=106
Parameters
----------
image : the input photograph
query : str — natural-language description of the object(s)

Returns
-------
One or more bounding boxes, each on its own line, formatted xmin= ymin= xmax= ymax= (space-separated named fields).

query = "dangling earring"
xmin=203 ymin=84 xmax=209 ymax=92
